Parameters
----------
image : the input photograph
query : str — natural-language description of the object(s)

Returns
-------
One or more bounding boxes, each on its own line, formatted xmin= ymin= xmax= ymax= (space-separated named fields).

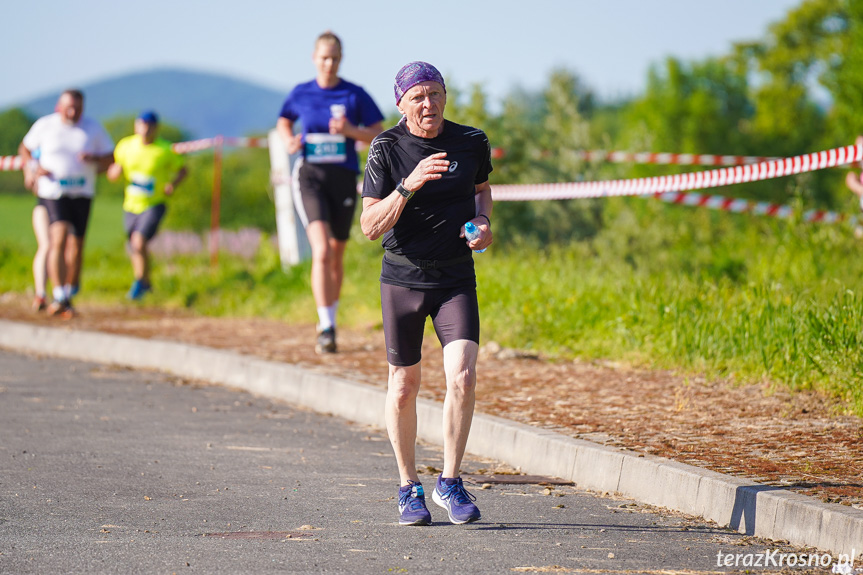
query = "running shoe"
xmin=127 ymin=280 xmax=151 ymax=300
xmin=398 ymin=480 xmax=432 ymax=526
xmin=46 ymin=300 xmax=75 ymax=320
xmin=433 ymin=475 xmax=481 ymax=524
xmin=68 ymin=284 xmax=79 ymax=297
xmin=32 ymin=295 xmax=47 ymax=312
xmin=315 ymin=326 xmax=337 ymax=354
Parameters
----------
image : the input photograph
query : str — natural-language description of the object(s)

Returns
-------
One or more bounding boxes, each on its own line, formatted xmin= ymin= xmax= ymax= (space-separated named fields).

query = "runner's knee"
xmin=445 ymin=365 xmax=476 ymax=395
xmin=388 ymin=366 xmax=421 ymax=407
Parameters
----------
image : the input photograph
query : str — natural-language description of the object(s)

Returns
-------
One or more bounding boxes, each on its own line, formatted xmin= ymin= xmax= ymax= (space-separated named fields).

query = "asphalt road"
xmin=0 ymin=349 xmax=793 ymax=574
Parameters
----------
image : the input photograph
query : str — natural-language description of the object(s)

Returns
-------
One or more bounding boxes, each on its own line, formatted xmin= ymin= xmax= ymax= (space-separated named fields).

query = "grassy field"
xmin=0 ymin=193 xmax=126 ymax=250
xmin=2 ymin=191 xmax=862 ymax=416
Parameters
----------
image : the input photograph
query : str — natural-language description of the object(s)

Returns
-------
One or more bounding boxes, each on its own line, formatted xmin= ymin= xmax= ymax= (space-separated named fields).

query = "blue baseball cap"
xmin=137 ymin=110 xmax=159 ymax=124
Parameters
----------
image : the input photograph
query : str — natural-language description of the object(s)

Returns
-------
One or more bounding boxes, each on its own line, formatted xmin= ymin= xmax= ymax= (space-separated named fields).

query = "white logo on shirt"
xmin=448 ymin=161 xmax=458 ymax=172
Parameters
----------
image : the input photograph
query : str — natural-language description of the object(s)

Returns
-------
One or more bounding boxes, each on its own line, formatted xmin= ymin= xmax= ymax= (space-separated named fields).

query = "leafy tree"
xmin=733 ymin=0 xmax=833 ymax=153
xmin=103 ymin=114 xmax=189 ymax=146
xmin=624 ymin=57 xmax=754 ymax=161
xmin=446 ymin=82 xmax=491 ymax=130
xmin=617 ymin=0 xmax=861 ymax=207
xmin=830 ymin=0 xmax=863 ymax=142
xmin=491 ymin=69 xmax=605 ymax=246
xmin=0 ymin=108 xmax=36 ymax=195
xmin=0 ymin=108 xmax=35 ymax=156
xmin=731 ymin=0 xmax=851 ymax=206
xmin=164 ymin=148 xmax=274 ymax=234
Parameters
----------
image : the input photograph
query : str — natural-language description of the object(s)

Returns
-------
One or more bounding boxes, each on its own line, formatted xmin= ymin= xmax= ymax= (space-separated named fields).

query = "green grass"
xmin=2 ymin=191 xmax=863 ymax=416
xmin=0 ymin=193 xmax=126 ymax=251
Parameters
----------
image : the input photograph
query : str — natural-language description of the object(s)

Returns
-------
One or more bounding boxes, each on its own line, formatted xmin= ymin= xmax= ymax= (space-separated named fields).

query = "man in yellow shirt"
xmin=108 ymin=111 xmax=187 ymax=300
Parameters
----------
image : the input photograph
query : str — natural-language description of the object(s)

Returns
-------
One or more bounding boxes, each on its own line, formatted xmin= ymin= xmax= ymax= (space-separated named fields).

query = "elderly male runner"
xmin=19 ymin=89 xmax=114 ymax=317
xmin=361 ymin=62 xmax=493 ymax=525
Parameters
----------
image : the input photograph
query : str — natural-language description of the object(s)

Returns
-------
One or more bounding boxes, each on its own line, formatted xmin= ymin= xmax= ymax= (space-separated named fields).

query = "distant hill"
xmin=13 ymin=68 xmax=287 ymax=139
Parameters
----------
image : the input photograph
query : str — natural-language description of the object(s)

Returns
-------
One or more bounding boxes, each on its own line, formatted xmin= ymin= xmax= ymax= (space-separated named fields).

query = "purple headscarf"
xmin=394 ymin=61 xmax=446 ymax=104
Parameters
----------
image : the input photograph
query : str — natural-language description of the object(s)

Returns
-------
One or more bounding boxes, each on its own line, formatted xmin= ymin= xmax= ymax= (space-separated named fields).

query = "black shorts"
xmin=42 ymin=196 xmax=92 ymax=237
xmin=292 ymin=159 xmax=357 ymax=241
xmin=124 ymin=204 xmax=167 ymax=241
xmin=380 ymin=282 xmax=480 ymax=367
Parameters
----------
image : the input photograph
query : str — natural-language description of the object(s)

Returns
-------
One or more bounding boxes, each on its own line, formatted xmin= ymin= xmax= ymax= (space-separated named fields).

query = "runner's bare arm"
xmin=329 ymin=120 xmax=384 ymax=144
xmin=106 ymin=163 xmax=122 ymax=182
xmin=465 ymin=180 xmax=493 ymax=250
xmin=276 ymin=117 xmax=303 ymax=155
xmin=81 ymin=152 xmax=114 ymax=173
xmin=165 ymin=166 xmax=188 ymax=195
xmin=18 ymin=142 xmax=51 ymax=187
xmin=360 ymin=195 xmax=407 ymax=241
xmin=361 ymin=152 xmax=450 ymax=240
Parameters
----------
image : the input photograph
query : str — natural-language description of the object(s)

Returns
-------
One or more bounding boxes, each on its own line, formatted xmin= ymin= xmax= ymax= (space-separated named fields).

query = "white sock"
xmin=53 ymin=286 xmax=66 ymax=302
xmin=63 ymin=284 xmax=73 ymax=299
xmin=317 ymin=306 xmax=336 ymax=330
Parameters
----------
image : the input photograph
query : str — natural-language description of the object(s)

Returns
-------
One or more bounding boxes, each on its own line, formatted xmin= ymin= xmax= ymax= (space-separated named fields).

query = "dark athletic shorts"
xmin=124 ymin=203 xmax=167 ymax=241
xmin=380 ymin=282 xmax=480 ymax=367
xmin=292 ymin=159 xmax=357 ymax=241
xmin=42 ymin=196 xmax=92 ymax=238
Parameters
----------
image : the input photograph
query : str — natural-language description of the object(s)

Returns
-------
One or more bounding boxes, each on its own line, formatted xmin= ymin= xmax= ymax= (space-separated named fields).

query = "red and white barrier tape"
xmin=0 ymin=155 xmax=23 ymax=171
xmin=655 ymin=191 xmax=855 ymax=225
xmin=0 ymin=140 xmax=793 ymax=170
xmin=7 ymin=142 xmax=771 ymax=168
xmin=577 ymin=149 xmax=777 ymax=166
xmin=0 ymin=137 xmax=271 ymax=170
xmin=489 ymin=147 xmax=777 ymax=166
xmin=5 ymin=137 xmax=861 ymax=228
xmin=224 ymin=136 xmax=268 ymax=148
xmin=170 ymin=136 xmax=269 ymax=153
xmin=491 ymin=143 xmax=862 ymax=201
xmin=170 ymin=137 xmax=219 ymax=154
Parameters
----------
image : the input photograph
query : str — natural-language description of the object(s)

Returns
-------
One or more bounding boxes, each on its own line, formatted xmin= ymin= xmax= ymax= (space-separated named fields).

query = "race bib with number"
xmin=58 ymin=177 xmax=87 ymax=193
xmin=127 ymin=172 xmax=156 ymax=197
xmin=304 ymin=133 xmax=346 ymax=164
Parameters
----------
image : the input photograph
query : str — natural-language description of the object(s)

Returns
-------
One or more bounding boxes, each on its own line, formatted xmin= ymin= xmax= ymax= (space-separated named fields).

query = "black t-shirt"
xmin=362 ymin=119 xmax=493 ymax=289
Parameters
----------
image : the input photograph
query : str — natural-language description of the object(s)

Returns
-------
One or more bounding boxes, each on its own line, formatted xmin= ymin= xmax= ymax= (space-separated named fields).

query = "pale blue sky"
xmin=3 ymin=0 xmax=802 ymax=115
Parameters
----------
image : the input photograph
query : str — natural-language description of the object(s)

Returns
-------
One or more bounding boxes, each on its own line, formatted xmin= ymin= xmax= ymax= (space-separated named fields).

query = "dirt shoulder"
xmin=2 ymin=293 xmax=860 ymax=509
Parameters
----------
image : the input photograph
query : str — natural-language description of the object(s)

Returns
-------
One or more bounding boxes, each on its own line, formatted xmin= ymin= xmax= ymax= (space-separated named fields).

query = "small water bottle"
xmin=464 ymin=221 xmax=486 ymax=253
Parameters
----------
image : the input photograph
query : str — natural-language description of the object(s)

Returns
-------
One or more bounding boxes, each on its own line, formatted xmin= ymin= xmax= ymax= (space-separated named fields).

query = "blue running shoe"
xmin=398 ymin=481 xmax=431 ymax=526
xmin=127 ymin=280 xmax=151 ymax=301
xmin=433 ymin=475 xmax=481 ymax=524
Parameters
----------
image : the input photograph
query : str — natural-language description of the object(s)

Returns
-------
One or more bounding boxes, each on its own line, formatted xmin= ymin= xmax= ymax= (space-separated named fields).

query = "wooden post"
xmin=209 ymin=136 xmax=223 ymax=267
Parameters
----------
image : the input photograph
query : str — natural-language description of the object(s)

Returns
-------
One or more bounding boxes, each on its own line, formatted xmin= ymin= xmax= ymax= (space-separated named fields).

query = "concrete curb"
xmin=2 ymin=318 xmax=861 ymax=556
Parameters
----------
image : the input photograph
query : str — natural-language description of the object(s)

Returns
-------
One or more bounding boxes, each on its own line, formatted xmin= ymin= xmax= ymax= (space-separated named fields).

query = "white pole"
xmin=268 ymin=129 xmax=310 ymax=269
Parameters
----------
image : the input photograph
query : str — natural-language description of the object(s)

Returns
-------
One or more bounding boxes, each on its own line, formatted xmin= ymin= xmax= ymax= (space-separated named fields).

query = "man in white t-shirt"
xmin=19 ymin=89 xmax=114 ymax=318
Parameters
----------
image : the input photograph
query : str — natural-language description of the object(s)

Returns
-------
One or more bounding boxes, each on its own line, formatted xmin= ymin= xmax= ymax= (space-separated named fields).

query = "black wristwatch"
xmin=396 ymin=180 xmax=415 ymax=201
